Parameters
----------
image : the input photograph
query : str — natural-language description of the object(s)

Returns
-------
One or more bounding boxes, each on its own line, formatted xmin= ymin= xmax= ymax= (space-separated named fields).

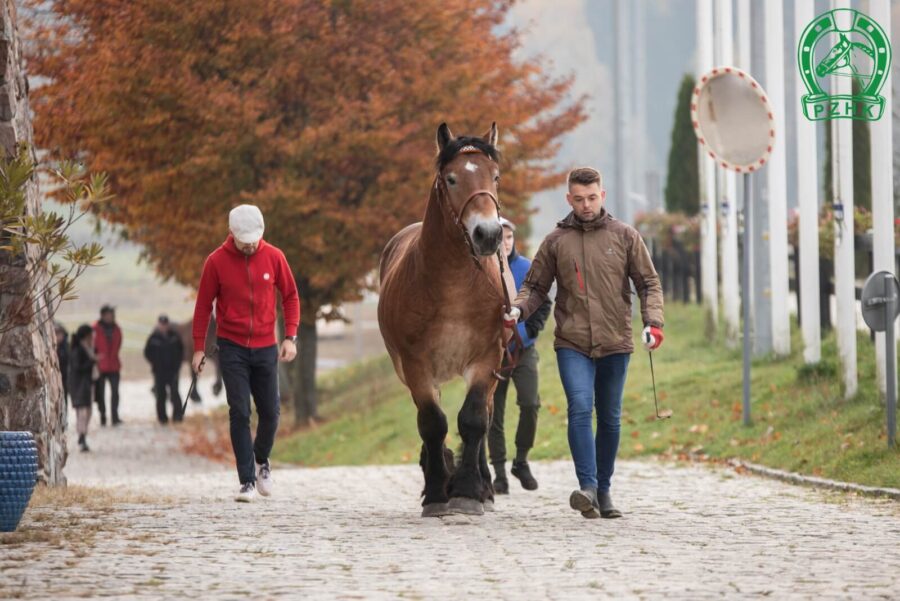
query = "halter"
xmin=434 ymin=168 xmax=523 ymax=381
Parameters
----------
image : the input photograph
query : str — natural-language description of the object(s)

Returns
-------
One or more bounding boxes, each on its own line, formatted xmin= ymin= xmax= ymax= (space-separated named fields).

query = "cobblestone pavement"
xmin=3 ymin=381 xmax=900 ymax=600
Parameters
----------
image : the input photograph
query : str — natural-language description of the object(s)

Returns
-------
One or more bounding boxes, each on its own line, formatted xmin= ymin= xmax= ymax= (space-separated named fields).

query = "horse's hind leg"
xmin=416 ymin=397 xmax=451 ymax=517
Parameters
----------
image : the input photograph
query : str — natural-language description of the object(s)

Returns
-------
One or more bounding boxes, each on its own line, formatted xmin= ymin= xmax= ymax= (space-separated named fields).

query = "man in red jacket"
xmin=192 ymin=205 xmax=301 ymax=502
xmin=93 ymin=304 xmax=123 ymax=426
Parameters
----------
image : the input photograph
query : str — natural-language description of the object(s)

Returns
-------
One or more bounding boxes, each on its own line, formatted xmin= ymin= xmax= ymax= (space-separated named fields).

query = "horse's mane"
xmin=435 ymin=136 xmax=500 ymax=171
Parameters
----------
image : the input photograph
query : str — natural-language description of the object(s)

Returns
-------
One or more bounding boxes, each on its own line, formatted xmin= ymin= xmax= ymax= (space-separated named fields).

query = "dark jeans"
xmin=153 ymin=372 xmax=183 ymax=423
xmin=488 ymin=345 xmax=540 ymax=466
xmin=556 ymin=348 xmax=630 ymax=492
xmin=218 ymin=338 xmax=280 ymax=484
xmin=94 ymin=371 xmax=121 ymax=423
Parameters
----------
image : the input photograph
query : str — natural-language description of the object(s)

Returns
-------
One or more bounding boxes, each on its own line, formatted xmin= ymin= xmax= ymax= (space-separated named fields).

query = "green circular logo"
xmin=798 ymin=8 xmax=891 ymax=121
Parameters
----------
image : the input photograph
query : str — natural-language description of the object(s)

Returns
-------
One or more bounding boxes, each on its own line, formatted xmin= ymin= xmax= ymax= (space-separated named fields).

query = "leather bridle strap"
xmin=442 ymin=187 xmax=500 ymax=263
xmin=455 ymin=189 xmax=499 ymax=226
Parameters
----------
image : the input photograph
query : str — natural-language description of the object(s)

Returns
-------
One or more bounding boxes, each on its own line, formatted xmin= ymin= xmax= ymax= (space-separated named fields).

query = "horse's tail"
xmin=443 ymin=445 xmax=456 ymax=474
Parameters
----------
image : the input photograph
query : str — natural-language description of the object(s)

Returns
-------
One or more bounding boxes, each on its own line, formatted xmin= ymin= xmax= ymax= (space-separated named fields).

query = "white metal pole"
xmin=795 ymin=0 xmax=821 ymax=364
xmin=832 ymin=0 xmax=857 ymax=398
xmin=749 ymin=0 xmax=773 ymax=356
xmin=697 ymin=0 xmax=718 ymax=327
xmin=764 ymin=0 xmax=791 ymax=356
xmin=633 ymin=0 xmax=648 ymax=216
xmin=737 ymin=0 xmax=752 ymax=325
xmin=716 ymin=0 xmax=740 ymax=344
xmin=614 ymin=0 xmax=633 ymax=224
xmin=870 ymin=0 xmax=894 ymax=396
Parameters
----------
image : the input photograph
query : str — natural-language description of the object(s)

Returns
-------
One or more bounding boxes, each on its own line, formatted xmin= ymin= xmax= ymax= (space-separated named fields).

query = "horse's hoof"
xmin=448 ymin=497 xmax=485 ymax=516
xmin=421 ymin=503 xmax=451 ymax=518
xmin=483 ymin=499 xmax=495 ymax=512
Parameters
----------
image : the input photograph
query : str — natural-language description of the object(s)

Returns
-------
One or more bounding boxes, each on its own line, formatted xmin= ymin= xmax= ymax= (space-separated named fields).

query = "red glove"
xmin=642 ymin=326 xmax=664 ymax=351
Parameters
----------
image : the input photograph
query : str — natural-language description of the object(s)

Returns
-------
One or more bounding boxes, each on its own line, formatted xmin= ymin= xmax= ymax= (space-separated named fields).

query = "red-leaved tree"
xmin=26 ymin=0 xmax=586 ymax=424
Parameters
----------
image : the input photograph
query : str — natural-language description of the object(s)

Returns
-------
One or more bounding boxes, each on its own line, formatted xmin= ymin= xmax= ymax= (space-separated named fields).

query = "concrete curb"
xmin=727 ymin=459 xmax=900 ymax=501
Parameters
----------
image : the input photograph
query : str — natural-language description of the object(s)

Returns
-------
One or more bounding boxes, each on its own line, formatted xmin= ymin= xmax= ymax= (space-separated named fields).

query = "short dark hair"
xmin=567 ymin=167 xmax=603 ymax=189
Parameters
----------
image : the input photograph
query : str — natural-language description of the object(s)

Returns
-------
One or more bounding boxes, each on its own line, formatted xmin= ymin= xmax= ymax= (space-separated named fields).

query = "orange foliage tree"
xmin=25 ymin=0 xmax=585 ymax=424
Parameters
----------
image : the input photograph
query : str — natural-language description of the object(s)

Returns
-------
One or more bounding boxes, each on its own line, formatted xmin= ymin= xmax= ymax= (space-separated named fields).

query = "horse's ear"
xmin=483 ymin=122 xmax=498 ymax=147
xmin=436 ymin=123 xmax=454 ymax=152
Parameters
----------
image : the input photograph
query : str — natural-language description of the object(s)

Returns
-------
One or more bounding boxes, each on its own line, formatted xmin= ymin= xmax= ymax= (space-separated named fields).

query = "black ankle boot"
xmin=493 ymin=463 xmax=509 ymax=495
xmin=569 ymin=487 xmax=600 ymax=519
xmin=511 ymin=460 xmax=538 ymax=491
xmin=597 ymin=491 xmax=622 ymax=519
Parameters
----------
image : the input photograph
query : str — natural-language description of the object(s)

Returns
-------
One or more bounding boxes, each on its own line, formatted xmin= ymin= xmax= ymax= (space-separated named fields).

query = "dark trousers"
xmin=94 ymin=371 xmax=121 ymax=423
xmin=218 ymin=338 xmax=280 ymax=484
xmin=488 ymin=345 xmax=540 ymax=466
xmin=153 ymin=372 xmax=183 ymax=423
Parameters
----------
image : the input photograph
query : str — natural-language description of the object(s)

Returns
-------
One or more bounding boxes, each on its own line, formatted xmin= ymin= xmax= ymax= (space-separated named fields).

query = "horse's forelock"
xmin=435 ymin=136 xmax=499 ymax=172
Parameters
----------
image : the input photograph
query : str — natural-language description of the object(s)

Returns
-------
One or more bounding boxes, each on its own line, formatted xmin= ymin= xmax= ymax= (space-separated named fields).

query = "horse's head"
xmin=435 ymin=122 xmax=502 ymax=256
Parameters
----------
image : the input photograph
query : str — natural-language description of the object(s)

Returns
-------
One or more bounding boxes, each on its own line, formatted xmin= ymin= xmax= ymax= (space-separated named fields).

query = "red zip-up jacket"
xmin=192 ymin=235 xmax=300 ymax=350
xmin=93 ymin=321 xmax=122 ymax=373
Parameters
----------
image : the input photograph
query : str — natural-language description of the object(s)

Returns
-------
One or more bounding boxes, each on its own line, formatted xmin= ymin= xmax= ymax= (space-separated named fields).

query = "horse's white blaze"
xmin=464 ymin=161 xmax=478 ymax=173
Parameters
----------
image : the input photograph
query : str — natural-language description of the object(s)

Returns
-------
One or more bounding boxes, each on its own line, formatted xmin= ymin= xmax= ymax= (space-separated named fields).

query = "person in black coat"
xmin=144 ymin=314 xmax=185 ymax=424
xmin=69 ymin=324 xmax=97 ymax=452
xmin=55 ymin=322 xmax=69 ymax=409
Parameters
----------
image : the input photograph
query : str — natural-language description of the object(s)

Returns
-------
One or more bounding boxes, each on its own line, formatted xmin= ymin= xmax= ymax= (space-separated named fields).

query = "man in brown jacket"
xmin=503 ymin=167 xmax=664 ymax=519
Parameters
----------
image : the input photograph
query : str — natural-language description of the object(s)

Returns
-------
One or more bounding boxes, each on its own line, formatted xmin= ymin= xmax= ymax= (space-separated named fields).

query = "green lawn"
xmin=273 ymin=303 xmax=900 ymax=489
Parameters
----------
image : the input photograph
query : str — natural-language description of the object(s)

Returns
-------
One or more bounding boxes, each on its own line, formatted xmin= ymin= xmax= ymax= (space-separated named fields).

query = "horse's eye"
xmin=446 ymin=174 xmax=457 ymax=186
xmin=494 ymin=175 xmax=501 ymax=184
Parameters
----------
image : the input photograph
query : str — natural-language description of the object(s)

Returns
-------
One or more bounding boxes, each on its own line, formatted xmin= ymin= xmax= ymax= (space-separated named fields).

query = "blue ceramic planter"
xmin=0 ymin=431 xmax=38 ymax=532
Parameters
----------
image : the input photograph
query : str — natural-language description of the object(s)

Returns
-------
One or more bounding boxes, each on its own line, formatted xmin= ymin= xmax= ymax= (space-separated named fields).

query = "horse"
xmin=378 ymin=122 xmax=516 ymax=517
xmin=171 ymin=317 xmax=223 ymax=401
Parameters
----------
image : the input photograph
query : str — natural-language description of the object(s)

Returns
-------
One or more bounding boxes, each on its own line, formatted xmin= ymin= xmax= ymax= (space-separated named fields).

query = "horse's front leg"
xmin=408 ymin=372 xmax=452 ymax=518
xmin=449 ymin=364 xmax=499 ymax=515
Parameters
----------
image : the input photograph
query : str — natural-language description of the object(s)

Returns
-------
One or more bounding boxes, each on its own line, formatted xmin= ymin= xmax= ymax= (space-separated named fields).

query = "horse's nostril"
xmin=473 ymin=224 xmax=501 ymax=251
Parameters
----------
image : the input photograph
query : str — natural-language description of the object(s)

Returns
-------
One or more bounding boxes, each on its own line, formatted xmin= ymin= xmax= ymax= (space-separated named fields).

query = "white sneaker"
xmin=256 ymin=461 xmax=273 ymax=497
xmin=235 ymin=482 xmax=257 ymax=503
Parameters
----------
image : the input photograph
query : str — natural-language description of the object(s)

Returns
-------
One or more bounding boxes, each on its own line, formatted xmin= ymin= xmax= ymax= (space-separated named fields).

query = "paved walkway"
xmin=2 ymin=378 xmax=900 ymax=599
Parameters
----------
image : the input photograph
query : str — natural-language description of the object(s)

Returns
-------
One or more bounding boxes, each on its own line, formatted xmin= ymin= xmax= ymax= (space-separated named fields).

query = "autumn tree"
xmin=25 ymin=0 xmax=585 ymax=424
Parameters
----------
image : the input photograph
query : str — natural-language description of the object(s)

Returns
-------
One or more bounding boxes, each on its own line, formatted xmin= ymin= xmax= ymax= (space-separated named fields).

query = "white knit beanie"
xmin=229 ymin=205 xmax=265 ymax=244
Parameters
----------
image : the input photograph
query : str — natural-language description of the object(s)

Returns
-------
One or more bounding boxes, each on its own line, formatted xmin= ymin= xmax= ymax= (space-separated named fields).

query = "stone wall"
xmin=0 ymin=0 xmax=67 ymax=485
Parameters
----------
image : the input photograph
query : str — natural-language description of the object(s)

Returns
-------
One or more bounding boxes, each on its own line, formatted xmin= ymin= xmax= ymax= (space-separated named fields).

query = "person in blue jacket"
xmin=490 ymin=217 xmax=552 ymax=493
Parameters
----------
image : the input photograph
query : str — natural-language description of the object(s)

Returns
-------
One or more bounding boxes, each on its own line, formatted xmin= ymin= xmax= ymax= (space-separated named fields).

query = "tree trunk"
xmin=292 ymin=320 xmax=318 ymax=426
xmin=0 ymin=0 xmax=67 ymax=485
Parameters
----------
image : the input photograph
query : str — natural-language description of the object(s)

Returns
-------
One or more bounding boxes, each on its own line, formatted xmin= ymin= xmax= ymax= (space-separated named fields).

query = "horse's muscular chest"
xmin=429 ymin=316 xmax=500 ymax=382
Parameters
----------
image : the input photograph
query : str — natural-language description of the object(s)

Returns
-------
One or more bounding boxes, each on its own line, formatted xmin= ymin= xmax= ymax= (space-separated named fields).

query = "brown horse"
xmin=378 ymin=123 xmax=515 ymax=517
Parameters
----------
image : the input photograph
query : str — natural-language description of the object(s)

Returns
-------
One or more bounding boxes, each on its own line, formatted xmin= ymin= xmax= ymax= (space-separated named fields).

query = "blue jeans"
xmin=556 ymin=348 xmax=630 ymax=492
